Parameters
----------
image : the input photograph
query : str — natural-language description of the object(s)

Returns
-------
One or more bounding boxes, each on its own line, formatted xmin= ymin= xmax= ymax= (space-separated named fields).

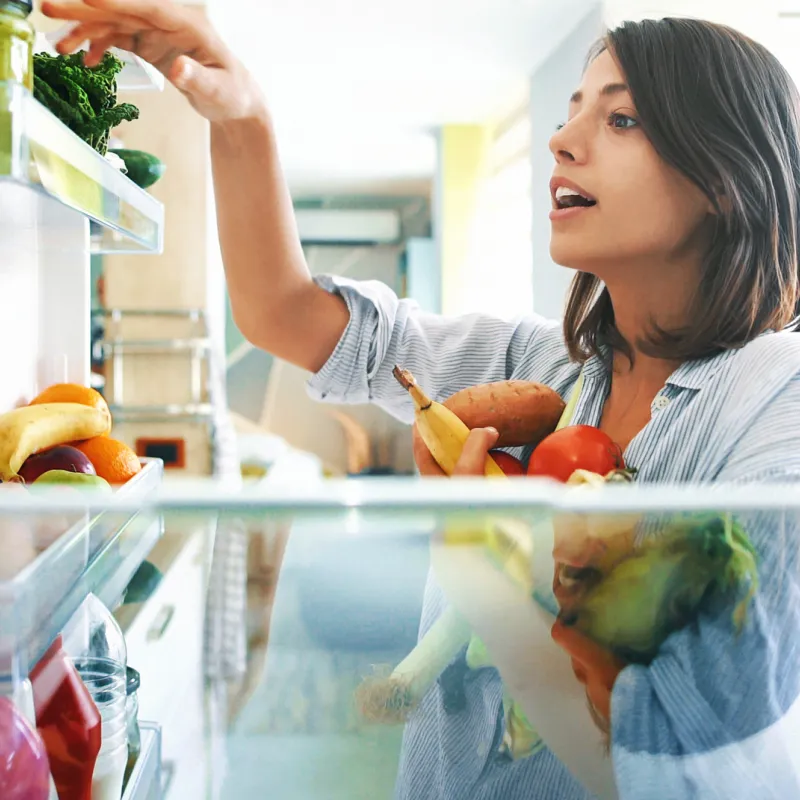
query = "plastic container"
xmin=122 ymin=667 xmax=141 ymax=793
xmin=63 ymin=594 xmax=127 ymax=669
xmin=29 ymin=636 xmax=102 ymax=800
xmin=0 ymin=458 xmax=163 ymax=694
xmin=73 ymin=656 xmax=128 ymax=741
xmin=71 ymin=655 xmax=128 ymax=799
xmin=0 ymin=695 xmax=51 ymax=799
xmin=0 ymin=0 xmax=33 ymax=91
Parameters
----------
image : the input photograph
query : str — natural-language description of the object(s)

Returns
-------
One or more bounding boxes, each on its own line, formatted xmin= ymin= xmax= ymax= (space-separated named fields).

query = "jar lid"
xmin=126 ymin=667 xmax=140 ymax=696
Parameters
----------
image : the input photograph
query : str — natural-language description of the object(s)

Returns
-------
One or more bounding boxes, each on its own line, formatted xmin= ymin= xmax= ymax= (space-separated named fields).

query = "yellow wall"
xmin=437 ymin=124 xmax=493 ymax=316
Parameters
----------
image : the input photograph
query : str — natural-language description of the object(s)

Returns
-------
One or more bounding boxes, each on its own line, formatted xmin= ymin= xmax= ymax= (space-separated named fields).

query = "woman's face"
xmin=548 ymin=49 xmax=714 ymax=277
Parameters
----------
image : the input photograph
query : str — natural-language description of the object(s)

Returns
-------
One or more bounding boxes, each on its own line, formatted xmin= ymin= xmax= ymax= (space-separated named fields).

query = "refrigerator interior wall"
xmin=0 ymin=183 xmax=90 ymax=412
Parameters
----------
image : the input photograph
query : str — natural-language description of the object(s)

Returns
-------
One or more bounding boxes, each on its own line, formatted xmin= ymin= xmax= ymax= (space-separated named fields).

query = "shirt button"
xmin=651 ymin=395 xmax=670 ymax=412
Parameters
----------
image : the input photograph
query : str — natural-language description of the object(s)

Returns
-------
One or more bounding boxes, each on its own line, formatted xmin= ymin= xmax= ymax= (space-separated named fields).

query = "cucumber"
xmin=110 ymin=148 xmax=166 ymax=189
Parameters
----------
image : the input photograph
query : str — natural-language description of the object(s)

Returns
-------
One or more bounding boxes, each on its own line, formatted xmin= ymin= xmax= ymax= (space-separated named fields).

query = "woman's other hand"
xmin=41 ymin=0 xmax=264 ymax=123
xmin=412 ymin=426 xmax=499 ymax=477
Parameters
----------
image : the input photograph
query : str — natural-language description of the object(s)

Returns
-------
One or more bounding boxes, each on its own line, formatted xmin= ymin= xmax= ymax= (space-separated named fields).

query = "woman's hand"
xmin=412 ymin=426 xmax=499 ymax=477
xmin=41 ymin=0 xmax=264 ymax=123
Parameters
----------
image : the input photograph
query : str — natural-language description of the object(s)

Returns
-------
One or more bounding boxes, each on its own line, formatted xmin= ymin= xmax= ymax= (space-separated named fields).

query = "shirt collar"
xmin=580 ymin=330 xmax=777 ymax=391
xmin=666 ymin=330 xmax=778 ymax=390
xmin=664 ymin=349 xmax=738 ymax=390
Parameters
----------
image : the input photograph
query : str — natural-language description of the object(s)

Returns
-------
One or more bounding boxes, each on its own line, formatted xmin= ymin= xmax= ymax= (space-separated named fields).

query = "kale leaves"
xmin=33 ymin=51 xmax=139 ymax=155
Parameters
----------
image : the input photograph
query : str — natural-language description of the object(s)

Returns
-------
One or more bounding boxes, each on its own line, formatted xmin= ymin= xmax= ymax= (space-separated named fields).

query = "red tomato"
xmin=489 ymin=450 xmax=526 ymax=477
xmin=526 ymin=425 xmax=624 ymax=483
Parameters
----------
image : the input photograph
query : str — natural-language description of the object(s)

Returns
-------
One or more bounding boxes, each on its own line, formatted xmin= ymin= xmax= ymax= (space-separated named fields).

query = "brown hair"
xmin=564 ymin=18 xmax=800 ymax=364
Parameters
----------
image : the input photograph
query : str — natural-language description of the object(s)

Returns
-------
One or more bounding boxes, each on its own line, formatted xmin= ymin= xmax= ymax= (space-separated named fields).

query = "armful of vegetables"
xmin=33 ymin=52 xmax=140 ymax=155
xmin=356 ymin=371 xmax=617 ymax=739
xmin=356 ymin=369 xmax=760 ymax=762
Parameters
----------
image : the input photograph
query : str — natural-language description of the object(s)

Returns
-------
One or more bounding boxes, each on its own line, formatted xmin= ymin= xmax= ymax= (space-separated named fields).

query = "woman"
xmin=42 ymin=2 xmax=800 ymax=797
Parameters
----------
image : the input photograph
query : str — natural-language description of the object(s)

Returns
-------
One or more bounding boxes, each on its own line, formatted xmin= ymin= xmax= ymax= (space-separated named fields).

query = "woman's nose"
xmin=549 ymin=121 xmax=586 ymax=164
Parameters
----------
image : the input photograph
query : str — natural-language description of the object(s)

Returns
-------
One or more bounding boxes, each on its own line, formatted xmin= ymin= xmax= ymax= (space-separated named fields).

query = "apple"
xmin=32 ymin=471 xmax=111 ymax=493
xmin=18 ymin=446 xmax=96 ymax=484
xmin=489 ymin=450 xmax=526 ymax=477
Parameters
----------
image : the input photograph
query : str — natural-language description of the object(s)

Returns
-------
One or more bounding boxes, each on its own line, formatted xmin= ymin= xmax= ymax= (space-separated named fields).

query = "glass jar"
xmin=0 ymin=1 xmax=33 ymax=91
xmin=122 ymin=667 xmax=141 ymax=792
xmin=73 ymin=656 xmax=128 ymax=800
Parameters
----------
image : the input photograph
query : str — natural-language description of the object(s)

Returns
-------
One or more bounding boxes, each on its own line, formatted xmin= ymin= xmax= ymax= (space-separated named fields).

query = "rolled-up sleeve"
xmin=306 ymin=274 xmax=557 ymax=424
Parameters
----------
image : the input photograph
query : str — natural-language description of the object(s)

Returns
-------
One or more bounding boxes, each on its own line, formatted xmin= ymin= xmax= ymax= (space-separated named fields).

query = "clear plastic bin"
xmin=0 ymin=458 xmax=163 ymax=681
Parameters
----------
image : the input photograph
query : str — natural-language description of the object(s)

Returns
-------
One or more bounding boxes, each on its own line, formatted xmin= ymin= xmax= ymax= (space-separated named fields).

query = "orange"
xmin=31 ymin=383 xmax=110 ymax=418
xmin=73 ymin=437 xmax=141 ymax=485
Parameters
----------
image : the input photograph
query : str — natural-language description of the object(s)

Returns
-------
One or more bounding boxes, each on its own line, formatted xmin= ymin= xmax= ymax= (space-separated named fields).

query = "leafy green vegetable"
xmin=32 ymin=51 xmax=139 ymax=155
xmin=561 ymin=512 xmax=759 ymax=664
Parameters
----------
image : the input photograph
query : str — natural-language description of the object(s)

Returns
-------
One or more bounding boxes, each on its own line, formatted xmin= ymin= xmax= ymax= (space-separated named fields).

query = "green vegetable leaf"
xmin=32 ymin=51 xmax=139 ymax=155
xmin=563 ymin=512 xmax=760 ymax=664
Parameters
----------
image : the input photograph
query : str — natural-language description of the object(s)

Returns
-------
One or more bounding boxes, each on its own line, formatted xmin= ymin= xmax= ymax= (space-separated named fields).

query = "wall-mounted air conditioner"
xmin=294 ymin=208 xmax=402 ymax=245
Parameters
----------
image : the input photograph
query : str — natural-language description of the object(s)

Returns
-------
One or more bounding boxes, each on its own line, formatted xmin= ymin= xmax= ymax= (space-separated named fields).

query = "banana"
xmin=393 ymin=366 xmax=505 ymax=478
xmin=0 ymin=402 xmax=111 ymax=482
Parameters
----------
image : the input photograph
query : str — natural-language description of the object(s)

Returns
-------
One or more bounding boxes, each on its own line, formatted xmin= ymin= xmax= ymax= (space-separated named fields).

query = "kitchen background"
xmin=3 ymin=1 xmax=800 ymax=799
xmin=74 ymin=0 xmax=800 ymax=483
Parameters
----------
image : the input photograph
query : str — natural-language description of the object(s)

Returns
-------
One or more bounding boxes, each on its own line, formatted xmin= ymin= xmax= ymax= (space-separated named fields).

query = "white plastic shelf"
xmin=0 ymin=82 xmax=164 ymax=253
xmin=113 ymin=49 xmax=166 ymax=93
xmin=0 ymin=458 xmax=164 ymax=681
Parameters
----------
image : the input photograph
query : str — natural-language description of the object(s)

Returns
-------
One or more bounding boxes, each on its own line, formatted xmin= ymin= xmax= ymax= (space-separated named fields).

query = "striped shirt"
xmin=307 ymin=274 xmax=800 ymax=799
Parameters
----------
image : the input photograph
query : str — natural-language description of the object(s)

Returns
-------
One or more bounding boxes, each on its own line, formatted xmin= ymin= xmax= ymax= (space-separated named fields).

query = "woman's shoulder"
xmin=720 ymin=330 xmax=800 ymax=390
xmin=710 ymin=332 xmax=800 ymax=481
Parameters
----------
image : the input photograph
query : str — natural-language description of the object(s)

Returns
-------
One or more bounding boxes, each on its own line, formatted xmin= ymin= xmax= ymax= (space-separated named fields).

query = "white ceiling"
xmin=209 ymin=0 xmax=598 ymax=196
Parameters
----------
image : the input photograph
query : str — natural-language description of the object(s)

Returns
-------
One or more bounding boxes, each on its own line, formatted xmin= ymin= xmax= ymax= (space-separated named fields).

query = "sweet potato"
xmin=443 ymin=380 xmax=565 ymax=448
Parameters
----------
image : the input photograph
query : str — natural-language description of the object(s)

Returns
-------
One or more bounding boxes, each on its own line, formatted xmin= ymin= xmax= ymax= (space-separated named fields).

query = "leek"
xmin=355 ymin=606 xmax=472 ymax=723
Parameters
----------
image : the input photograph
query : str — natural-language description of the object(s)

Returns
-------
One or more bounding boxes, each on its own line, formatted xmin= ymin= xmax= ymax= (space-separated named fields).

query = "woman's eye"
xmin=608 ymin=112 xmax=638 ymax=129
xmin=555 ymin=121 xmax=566 ymax=132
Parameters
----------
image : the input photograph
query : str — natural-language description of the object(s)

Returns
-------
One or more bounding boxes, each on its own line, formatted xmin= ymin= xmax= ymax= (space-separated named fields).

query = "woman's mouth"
xmin=550 ymin=181 xmax=598 ymax=221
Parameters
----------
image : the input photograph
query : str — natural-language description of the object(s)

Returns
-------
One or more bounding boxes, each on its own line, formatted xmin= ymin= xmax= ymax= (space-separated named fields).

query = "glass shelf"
xmin=0 ymin=458 xmax=164 ymax=681
xmin=0 ymin=475 xmax=796 ymax=799
xmin=0 ymin=81 xmax=164 ymax=253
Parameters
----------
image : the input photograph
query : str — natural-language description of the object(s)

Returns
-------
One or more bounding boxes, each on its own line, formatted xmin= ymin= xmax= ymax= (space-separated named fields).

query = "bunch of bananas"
xmin=393 ymin=366 xmax=507 ymax=477
xmin=0 ymin=403 xmax=110 ymax=483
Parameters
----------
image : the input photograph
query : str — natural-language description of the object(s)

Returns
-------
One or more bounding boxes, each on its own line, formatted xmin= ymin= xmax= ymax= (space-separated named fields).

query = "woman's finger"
xmin=55 ymin=22 xmax=117 ymax=54
xmin=84 ymin=0 xmax=188 ymax=32
xmin=452 ymin=428 xmax=499 ymax=476
xmin=412 ymin=425 xmax=446 ymax=477
xmin=84 ymin=35 xmax=134 ymax=66
xmin=41 ymin=0 xmax=111 ymax=23
xmin=43 ymin=0 xmax=186 ymax=34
